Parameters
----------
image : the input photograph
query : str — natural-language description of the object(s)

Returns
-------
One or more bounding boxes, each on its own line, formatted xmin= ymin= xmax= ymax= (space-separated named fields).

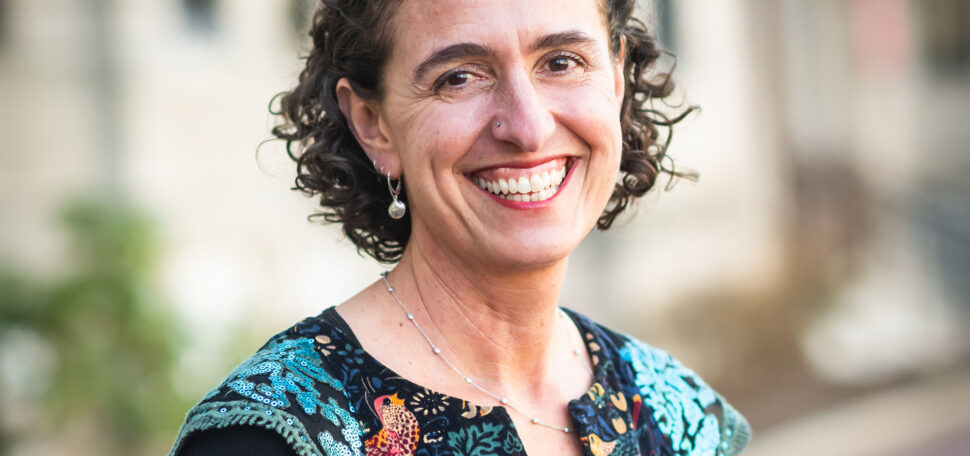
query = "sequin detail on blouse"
xmin=620 ymin=339 xmax=749 ymax=455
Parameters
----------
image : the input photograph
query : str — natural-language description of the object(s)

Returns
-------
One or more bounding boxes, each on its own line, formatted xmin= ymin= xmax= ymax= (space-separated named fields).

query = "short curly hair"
xmin=272 ymin=0 xmax=695 ymax=264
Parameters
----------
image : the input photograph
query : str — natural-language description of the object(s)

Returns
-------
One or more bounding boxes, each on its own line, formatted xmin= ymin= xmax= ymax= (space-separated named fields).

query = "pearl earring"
xmin=387 ymin=172 xmax=406 ymax=220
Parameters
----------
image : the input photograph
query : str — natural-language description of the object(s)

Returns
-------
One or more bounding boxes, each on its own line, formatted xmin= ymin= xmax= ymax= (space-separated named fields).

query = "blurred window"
xmin=919 ymin=0 xmax=970 ymax=73
xmin=183 ymin=0 xmax=218 ymax=34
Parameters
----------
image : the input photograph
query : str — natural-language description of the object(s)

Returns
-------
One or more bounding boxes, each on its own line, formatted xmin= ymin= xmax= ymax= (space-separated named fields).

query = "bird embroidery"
xmin=580 ymin=387 xmax=640 ymax=456
xmin=365 ymin=393 xmax=420 ymax=456
xmin=584 ymin=433 xmax=618 ymax=456
xmin=583 ymin=431 xmax=639 ymax=456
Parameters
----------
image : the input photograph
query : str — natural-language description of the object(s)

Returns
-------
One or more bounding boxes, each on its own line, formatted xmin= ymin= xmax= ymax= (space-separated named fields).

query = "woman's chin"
xmin=475 ymin=230 xmax=579 ymax=271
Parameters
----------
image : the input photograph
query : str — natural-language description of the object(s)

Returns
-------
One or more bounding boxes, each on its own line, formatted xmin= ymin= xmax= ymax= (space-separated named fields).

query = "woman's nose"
xmin=490 ymin=73 xmax=556 ymax=153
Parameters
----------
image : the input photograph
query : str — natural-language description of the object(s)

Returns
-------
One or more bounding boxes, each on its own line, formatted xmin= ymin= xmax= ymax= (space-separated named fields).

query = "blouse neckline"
xmin=318 ymin=305 xmax=613 ymax=419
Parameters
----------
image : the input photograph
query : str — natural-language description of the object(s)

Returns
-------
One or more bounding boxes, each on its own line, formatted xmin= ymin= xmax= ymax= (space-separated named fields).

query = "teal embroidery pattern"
xmin=169 ymin=330 xmax=364 ymax=456
xmin=170 ymin=308 xmax=748 ymax=456
xmin=501 ymin=431 xmax=523 ymax=453
xmin=320 ymin=429 xmax=356 ymax=456
xmin=446 ymin=422 xmax=504 ymax=456
xmin=320 ymin=396 xmax=363 ymax=455
xmin=619 ymin=338 xmax=744 ymax=456
xmin=225 ymin=337 xmax=344 ymax=415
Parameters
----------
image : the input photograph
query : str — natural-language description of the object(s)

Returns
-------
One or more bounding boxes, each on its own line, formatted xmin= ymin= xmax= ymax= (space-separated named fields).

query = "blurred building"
xmin=1 ymin=0 xmax=968 ymax=455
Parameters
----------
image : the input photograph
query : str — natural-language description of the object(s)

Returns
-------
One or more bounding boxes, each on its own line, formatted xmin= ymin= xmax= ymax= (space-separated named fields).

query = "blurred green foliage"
xmin=0 ymin=199 xmax=191 ymax=454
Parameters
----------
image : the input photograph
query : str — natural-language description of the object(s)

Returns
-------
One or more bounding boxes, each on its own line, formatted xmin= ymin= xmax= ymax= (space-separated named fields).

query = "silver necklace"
xmin=380 ymin=271 xmax=593 ymax=433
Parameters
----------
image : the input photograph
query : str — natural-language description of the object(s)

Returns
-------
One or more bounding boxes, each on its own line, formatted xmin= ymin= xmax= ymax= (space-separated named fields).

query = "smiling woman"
xmin=169 ymin=1 xmax=749 ymax=455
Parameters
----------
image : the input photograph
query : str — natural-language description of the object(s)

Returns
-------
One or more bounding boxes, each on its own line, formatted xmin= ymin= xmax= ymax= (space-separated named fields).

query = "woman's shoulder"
xmin=566 ymin=308 xmax=752 ymax=456
xmin=169 ymin=309 xmax=364 ymax=456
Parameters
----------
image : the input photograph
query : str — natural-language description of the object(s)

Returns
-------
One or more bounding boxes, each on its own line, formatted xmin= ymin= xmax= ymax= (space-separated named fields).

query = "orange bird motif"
xmin=365 ymin=393 xmax=420 ymax=456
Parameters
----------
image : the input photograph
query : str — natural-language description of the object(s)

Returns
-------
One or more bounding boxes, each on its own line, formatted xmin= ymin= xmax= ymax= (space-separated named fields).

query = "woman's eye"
xmin=444 ymin=72 xmax=473 ymax=87
xmin=432 ymin=67 xmax=490 ymax=96
xmin=548 ymin=57 xmax=574 ymax=72
xmin=542 ymin=53 xmax=586 ymax=76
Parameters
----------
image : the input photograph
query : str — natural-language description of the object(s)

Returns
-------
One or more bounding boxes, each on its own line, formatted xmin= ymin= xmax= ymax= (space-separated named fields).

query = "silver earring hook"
xmin=386 ymin=171 xmax=401 ymax=197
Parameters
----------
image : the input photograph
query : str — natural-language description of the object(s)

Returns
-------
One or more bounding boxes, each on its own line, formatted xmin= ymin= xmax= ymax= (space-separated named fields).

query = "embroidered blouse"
xmin=169 ymin=307 xmax=750 ymax=456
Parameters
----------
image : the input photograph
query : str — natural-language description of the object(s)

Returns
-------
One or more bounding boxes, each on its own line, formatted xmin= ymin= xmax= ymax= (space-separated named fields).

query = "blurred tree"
xmin=0 ymin=199 xmax=190 ymax=455
xmin=288 ymin=0 xmax=316 ymax=41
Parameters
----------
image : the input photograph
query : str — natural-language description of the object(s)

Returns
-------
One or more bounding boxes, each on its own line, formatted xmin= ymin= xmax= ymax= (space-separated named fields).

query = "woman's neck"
xmin=387 ymin=235 xmax=571 ymax=397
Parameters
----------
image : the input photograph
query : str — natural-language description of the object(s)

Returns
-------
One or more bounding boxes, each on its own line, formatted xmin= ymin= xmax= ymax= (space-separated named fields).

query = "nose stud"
xmin=495 ymin=121 xmax=502 ymax=128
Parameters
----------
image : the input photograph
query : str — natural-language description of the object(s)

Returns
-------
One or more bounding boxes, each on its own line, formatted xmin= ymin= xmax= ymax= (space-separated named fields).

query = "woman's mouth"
xmin=468 ymin=158 xmax=570 ymax=203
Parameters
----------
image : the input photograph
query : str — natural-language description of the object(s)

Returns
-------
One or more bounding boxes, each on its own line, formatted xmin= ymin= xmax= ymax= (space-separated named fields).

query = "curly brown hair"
xmin=272 ymin=0 xmax=695 ymax=264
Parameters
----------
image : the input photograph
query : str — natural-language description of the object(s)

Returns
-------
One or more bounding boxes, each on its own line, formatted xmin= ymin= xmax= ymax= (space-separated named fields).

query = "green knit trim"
xmin=169 ymin=400 xmax=323 ymax=456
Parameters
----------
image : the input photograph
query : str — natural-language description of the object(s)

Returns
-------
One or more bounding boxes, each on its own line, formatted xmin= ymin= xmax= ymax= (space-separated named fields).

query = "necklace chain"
xmin=380 ymin=271 xmax=592 ymax=433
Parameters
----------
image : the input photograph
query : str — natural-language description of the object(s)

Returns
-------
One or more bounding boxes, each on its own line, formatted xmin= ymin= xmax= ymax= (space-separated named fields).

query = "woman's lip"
xmin=466 ymin=157 xmax=570 ymax=186
xmin=467 ymin=156 xmax=574 ymax=174
xmin=470 ymin=158 xmax=578 ymax=209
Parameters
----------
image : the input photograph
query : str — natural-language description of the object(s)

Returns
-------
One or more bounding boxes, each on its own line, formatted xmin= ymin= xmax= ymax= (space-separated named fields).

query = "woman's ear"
xmin=614 ymin=36 xmax=627 ymax=102
xmin=335 ymin=78 xmax=401 ymax=176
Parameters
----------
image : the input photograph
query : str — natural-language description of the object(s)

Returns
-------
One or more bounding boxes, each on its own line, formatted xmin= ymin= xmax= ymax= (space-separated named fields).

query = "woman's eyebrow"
xmin=411 ymin=30 xmax=597 ymax=83
xmin=412 ymin=43 xmax=494 ymax=82
xmin=529 ymin=30 xmax=597 ymax=54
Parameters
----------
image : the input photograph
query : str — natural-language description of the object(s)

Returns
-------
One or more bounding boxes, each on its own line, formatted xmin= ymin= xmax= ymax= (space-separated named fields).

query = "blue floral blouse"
xmin=169 ymin=307 xmax=750 ymax=456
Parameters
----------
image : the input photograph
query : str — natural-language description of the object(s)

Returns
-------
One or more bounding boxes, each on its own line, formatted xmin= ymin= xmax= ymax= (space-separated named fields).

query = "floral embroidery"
xmin=409 ymin=389 xmax=451 ymax=417
xmin=460 ymin=401 xmax=493 ymax=419
xmin=502 ymin=431 xmax=523 ymax=453
xmin=335 ymin=342 xmax=367 ymax=366
xmin=316 ymin=334 xmax=339 ymax=356
xmin=586 ymin=332 xmax=602 ymax=366
xmin=447 ymin=422 xmax=504 ymax=456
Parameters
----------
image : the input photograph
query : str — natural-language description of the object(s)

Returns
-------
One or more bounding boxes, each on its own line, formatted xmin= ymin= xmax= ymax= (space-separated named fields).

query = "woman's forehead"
xmin=387 ymin=0 xmax=610 ymax=64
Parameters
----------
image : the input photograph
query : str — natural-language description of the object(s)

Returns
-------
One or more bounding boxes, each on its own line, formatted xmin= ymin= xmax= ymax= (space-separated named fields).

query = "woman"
xmin=171 ymin=0 xmax=750 ymax=455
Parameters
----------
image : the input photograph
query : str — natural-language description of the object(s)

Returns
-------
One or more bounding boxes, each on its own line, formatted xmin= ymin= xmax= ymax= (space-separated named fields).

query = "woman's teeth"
xmin=472 ymin=165 xmax=566 ymax=202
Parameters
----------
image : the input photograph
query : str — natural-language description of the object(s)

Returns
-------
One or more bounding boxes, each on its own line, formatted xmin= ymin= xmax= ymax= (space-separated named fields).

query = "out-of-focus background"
xmin=1 ymin=0 xmax=968 ymax=454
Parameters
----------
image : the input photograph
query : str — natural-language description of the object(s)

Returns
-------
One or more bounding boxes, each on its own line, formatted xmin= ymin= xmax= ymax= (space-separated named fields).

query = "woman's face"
xmin=375 ymin=0 xmax=624 ymax=269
